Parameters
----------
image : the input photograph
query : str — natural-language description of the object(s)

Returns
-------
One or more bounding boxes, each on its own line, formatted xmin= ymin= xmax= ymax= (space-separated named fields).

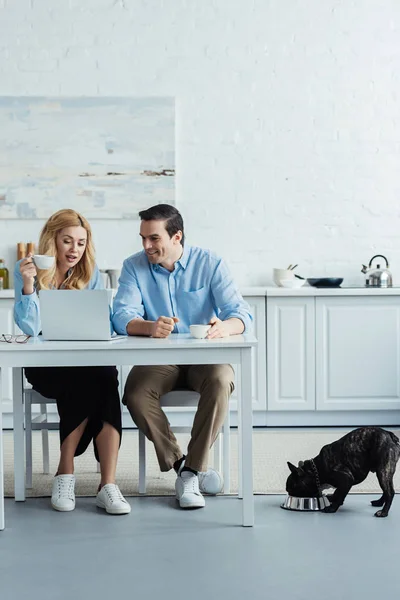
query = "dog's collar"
xmin=310 ymin=459 xmax=323 ymax=497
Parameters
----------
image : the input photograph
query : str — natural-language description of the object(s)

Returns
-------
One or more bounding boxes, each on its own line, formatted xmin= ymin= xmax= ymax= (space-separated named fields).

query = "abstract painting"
xmin=0 ymin=97 xmax=175 ymax=219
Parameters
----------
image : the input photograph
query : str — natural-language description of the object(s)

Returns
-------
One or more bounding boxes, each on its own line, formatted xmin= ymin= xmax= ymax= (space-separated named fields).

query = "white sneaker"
xmin=96 ymin=484 xmax=131 ymax=515
xmin=51 ymin=474 xmax=76 ymax=512
xmin=198 ymin=467 xmax=224 ymax=495
xmin=178 ymin=460 xmax=223 ymax=495
xmin=175 ymin=471 xmax=205 ymax=509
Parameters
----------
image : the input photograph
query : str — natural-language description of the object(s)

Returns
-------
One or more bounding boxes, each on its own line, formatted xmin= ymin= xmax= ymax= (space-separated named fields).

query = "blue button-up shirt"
xmin=112 ymin=245 xmax=253 ymax=335
xmin=13 ymin=260 xmax=105 ymax=337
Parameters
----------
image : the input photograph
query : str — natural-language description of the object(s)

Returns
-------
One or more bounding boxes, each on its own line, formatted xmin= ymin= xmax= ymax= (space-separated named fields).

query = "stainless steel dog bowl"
xmin=281 ymin=495 xmax=331 ymax=512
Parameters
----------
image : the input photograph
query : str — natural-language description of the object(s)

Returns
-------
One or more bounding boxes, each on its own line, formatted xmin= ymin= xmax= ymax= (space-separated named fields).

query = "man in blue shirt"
xmin=112 ymin=204 xmax=252 ymax=509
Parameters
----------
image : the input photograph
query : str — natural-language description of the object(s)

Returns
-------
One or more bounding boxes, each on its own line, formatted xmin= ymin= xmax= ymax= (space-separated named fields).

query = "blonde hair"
xmin=36 ymin=209 xmax=96 ymax=291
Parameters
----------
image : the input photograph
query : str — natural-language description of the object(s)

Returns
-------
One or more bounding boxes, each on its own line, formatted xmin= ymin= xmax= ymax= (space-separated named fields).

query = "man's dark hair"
xmin=139 ymin=204 xmax=185 ymax=246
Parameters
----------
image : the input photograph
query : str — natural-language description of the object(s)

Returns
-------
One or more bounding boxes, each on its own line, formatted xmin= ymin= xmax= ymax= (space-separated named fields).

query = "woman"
xmin=14 ymin=209 xmax=130 ymax=515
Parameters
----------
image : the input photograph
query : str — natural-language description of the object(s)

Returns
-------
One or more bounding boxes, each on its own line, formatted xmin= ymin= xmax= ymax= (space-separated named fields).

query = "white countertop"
xmin=263 ymin=285 xmax=400 ymax=296
xmin=2 ymin=285 xmax=400 ymax=299
xmin=0 ymin=290 xmax=15 ymax=299
xmin=243 ymin=286 xmax=400 ymax=296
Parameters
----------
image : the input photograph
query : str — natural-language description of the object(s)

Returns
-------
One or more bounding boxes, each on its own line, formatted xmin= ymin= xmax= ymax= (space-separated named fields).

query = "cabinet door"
xmin=316 ymin=297 xmax=400 ymax=410
xmin=267 ymin=297 xmax=315 ymax=410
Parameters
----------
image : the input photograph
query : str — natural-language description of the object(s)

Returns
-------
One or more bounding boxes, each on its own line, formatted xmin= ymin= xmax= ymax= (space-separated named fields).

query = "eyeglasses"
xmin=0 ymin=334 xmax=31 ymax=344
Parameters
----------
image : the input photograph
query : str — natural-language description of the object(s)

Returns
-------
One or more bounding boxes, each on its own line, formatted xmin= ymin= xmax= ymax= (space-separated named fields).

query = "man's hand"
xmin=20 ymin=253 xmax=37 ymax=295
xmin=151 ymin=316 xmax=179 ymax=338
xmin=206 ymin=316 xmax=245 ymax=339
xmin=206 ymin=317 xmax=230 ymax=339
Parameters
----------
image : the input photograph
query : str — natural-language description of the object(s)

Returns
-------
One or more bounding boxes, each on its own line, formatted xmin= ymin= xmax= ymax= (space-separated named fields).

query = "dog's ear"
xmin=298 ymin=461 xmax=305 ymax=468
xmin=287 ymin=461 xmax=299 ymax=475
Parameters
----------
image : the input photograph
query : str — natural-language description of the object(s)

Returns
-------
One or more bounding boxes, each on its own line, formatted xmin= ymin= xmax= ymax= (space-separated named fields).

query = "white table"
xmin=0 ymin=333 xmax=257 ymax=530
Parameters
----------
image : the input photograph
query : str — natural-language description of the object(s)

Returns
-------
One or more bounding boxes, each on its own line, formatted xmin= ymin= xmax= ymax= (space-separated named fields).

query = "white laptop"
xmin=40 ymin=289 xmax=114 ymax=341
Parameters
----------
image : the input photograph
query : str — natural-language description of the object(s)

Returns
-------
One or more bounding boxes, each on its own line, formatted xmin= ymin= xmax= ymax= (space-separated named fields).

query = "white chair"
xmin=23 ymin=366 xmax=127 ymax=487
xmin=24 ymin=388 xmax=58 ymax=489
xmin=24 ymin=387 xmax=100 ymax=489
xmin=138 ymin=390 xmax=231 ymax=494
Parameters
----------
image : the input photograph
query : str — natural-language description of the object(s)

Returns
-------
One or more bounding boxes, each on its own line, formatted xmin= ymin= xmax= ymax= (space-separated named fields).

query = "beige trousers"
xmin=122 ymin=364 xmax=235 ymax=472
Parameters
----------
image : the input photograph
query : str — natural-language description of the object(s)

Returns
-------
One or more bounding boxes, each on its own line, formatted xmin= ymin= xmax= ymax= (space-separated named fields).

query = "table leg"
xmin=236 ymin=363 xmax=243 ymax=499
xmin=13 ymin=367 xmax=25 ymax=501
xmin=0 ymin=368 xmax=5 ymax=530
xmin=240 ymin=347 xmax=254 ymax=526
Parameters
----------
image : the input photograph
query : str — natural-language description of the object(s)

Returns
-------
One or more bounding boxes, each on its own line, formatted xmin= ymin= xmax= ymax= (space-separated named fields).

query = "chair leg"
xmin=222 ymin=410 xmax=231 ymax=494
xmin=25 ymin=395 xmax=33 ymax=489
xmin=13 ymin=367 xmax=26 ymax=500
xmin=41 ymin=404 xmax=50 ymax=474
xmin=96 ymin=462 xmax=101 ymax=474
xmin=138 ymin=430 xmax=146 ymax=494
xmin=214 ymin=431 xmax=223 ymax=474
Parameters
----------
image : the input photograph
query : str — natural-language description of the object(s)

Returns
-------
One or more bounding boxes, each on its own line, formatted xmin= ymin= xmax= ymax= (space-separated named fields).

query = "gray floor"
xmin=0 ymin=494 xmax=399 ymax=599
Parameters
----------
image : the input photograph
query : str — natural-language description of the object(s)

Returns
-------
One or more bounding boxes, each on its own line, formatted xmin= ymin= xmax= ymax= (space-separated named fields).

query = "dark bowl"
xmin=307 ymin=277 xmax=343 ymax=288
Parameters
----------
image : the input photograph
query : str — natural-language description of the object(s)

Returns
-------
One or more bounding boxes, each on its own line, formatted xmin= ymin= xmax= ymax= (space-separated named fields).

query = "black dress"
xmin=24 ymin=366 xmax=122 ymax=460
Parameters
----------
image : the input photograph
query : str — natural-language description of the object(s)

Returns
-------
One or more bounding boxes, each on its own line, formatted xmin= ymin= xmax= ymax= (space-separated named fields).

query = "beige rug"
xmin=3 ymin=428 xmax=400 ymax=497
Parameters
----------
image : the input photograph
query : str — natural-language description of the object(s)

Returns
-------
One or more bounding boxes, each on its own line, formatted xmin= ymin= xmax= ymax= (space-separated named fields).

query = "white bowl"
xmin=279 ymin=278 xmax=306 ymax=289
xmin=273 ymin=268 xmax=295 ymax=279
xmin=190 ymin=324 xmax=211 ymax=339
xmin=32 ymin=254 xmax=55 ymax=270
xmin=273 ymin=268 xmax=295 ymax=287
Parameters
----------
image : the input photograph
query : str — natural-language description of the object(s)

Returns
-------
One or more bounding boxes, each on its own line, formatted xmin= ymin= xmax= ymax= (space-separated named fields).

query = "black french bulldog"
xmin=286 ymin=426 xmax=400 ymax=517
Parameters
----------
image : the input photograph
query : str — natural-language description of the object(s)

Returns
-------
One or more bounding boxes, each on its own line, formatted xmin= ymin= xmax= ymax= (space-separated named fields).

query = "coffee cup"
xmin=190 ymin=324 xmax=211 ymax=339
xmin=32 ymin=255 xmax=55 ymax=270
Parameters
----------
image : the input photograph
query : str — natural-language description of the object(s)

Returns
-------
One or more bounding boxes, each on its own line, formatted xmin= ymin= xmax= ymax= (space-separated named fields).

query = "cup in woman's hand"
xmin=32 ymin=255 xmax=55 ymax=270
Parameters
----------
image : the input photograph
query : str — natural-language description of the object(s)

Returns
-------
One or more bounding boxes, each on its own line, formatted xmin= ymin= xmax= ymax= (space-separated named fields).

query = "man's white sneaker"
xmin=175 ymin=471 xmax=205 ymax=509
xmin=51 ymin=474 xmax=76 ymax=512
xmin=96 ymin=484 xmax=131 ymax=515
xmin=178 ymin=460 xmax=223 ymax=495
xmin=198 ymin=467 xmax=224 ymax=495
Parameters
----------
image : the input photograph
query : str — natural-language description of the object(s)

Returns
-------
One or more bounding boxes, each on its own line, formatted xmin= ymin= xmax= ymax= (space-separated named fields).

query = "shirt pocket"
xmin=179 ymin=287 xmax=210 ymax=323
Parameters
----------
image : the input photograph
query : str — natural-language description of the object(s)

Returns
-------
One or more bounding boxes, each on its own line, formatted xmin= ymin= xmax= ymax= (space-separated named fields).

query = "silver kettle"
xmin=100 ymin=269 xmax=121 ymax=289
xmin=361 ymin=255 xmax=393 ymax=288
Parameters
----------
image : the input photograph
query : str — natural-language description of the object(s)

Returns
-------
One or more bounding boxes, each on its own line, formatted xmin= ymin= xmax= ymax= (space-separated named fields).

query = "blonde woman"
xmin=14 ymin=209 xmax=130 ymax=515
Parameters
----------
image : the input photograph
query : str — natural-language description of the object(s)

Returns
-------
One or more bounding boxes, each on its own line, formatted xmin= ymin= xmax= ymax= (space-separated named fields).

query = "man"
xmin=112 ymin=204 xmax=252 ymax=509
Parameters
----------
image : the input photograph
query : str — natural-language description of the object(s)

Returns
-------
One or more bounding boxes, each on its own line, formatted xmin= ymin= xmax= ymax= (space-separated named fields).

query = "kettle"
xmin=361 ymin=255 xmax=393 ymax=288
xmin=100 ymin=269 xmax=121 ymax=289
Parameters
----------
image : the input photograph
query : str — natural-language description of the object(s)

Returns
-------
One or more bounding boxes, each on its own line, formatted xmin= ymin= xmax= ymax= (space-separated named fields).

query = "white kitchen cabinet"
xmin=267 ymin=297 xmax=315 ymax=411
xmin=5 ymin=285 xmax=400 ymax=426
xmin=316 ymin=296 xmax=400 ymax=410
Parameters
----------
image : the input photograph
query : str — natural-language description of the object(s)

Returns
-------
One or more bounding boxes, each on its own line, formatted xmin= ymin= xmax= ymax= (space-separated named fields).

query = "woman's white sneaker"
xmin=175 ymin=471 xmax=205 ymax=509
xmin=51 ymin=474 xmax=76 ymax=512
xmin=96 ymin=484 xmax=131 ymax=515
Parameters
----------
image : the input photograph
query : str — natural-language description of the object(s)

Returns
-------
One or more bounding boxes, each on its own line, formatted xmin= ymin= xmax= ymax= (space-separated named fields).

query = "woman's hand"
xmin=20 ymin=253 xmax=37 ymax=295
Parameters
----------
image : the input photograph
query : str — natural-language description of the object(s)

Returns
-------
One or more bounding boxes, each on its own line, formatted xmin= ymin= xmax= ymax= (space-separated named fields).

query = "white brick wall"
xmin=0 ymin=0 xmax=399 ymax=286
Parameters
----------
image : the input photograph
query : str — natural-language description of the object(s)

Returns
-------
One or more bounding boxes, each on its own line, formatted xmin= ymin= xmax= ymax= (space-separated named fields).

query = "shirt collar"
xmin=176 ymin=245 xmax=190 ymax=270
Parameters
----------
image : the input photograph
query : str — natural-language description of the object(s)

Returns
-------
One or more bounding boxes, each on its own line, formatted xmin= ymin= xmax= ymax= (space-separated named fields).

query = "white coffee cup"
xmin=32 ymin=255 xmax=55 ymax=270
xmin=190 ymin=324 xmax=211 ymax=339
